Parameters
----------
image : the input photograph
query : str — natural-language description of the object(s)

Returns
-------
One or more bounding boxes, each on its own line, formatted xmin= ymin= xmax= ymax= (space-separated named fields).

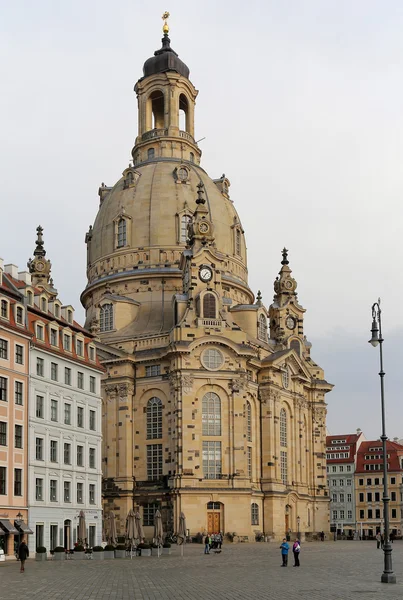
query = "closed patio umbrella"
xmin=78 ymin=511 xmax=86 ymax=545
xmin=153 ymin=510 xmax=163 ymax=556
xmin=135 ymin=511 xmax=144 ymax=541
xmin=109 ymin=511 xmax=117 ymax=546
xmin=178 ymin=512 xmax=187 ymax=556
xmin=126 ymin=509 xmax=137 ymax=559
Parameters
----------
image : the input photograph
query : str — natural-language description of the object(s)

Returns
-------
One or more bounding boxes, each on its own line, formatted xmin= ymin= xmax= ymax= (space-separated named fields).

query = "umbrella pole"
xmin=181 ymin=543 xmax=183 ymax=557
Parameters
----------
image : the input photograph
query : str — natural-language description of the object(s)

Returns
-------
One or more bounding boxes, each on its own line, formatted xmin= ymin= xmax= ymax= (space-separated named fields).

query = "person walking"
xmin=320 ymin=531 xmax=325 ymax=542
xmin=376 ymin=532 xmax=381 ymax=549
xmin=280 ymin=538 xmax=289 ymax=566
xmin=380 ymin=534 xmax=384 ymax=549
xmin=292 ymin=539 xmax=301 ymax=567
xmin=204 ymin=534 xmax=210 ymax=554
xmin=18 ymin=538 xmax=29 ymax=573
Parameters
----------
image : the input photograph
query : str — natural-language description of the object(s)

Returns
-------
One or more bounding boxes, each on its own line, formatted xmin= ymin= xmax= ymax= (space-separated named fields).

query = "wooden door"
xmin=285 ymin=514 xmax=289 ymax=534
xmin=207 ymin=512 xmax=220 ymax=533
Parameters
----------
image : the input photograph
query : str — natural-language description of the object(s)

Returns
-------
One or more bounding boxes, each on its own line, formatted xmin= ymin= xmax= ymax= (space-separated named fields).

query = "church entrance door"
xmin=207 ymin=512 xmax=220 ymax=534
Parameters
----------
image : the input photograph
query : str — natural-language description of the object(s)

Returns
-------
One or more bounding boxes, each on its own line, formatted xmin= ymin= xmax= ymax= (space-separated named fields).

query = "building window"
xmin=27 ymin=291 xmax=33 ymax=305
xmin=258 ymin=314 xmax=267 ymax=341
xmin=35 ymin=437 xmax=43 ymax=460
xmin=340 ymin=493 xmax=345 ymax=502
xmin=51 ymin=399 xmax=58 ymax=422
xmin=251 ymin=503 xmax=259 ymax=525
xmin=89 ymin=410 xmax=96 ymax=431
xmin=367 ymin=478 xmax=372 ymax=486
xmin=391 ymin=477 xmax=396 ymax=485
xmin=347 ymin=510 xmax=353 ymax=519
xmin=36 ymin=357 xmax=44 ymax=377
xmin=15 ymin=306 xmax=23 ymax=323
xmin=180 ymin=214 xmax=192 ymax=243
xmin=147 ymin=444 xmax=163 ymax=480
xmin=146 ymin=397 xmax=162 ymax=439
xmin=77 ymin=406 xmax=84 ymax=428
xmin=15 ymin=425 xmax=22 ymax=449
xmin=202 ymin=441 xmax=221 ymax=479
xmin=89 ymin=448 xmax=96 ymax=469
xmin=35 ymin=478 xmax=43 ymax=501
xmin=77 ymin=372 xmax=84 ymax=389
xmin=235 ymin=229 xmax=241 ymax=255
xmin=203 ymin=293 xmax=216 ymax=319
xmin=347 ymin=465 xmax=351 ymax=472
xmin=145 ymin=365 xmax=161 ymax=377
xmin=247 ymin=446 xmax=252 ymax=478
xmin=359 ymin=509 xmax=364 ymax=519
xmin=332 ymin=493 xmax=337 ymax=502
xmin=346 ymin=479 xmax=352 ymax=486
xmin=367 ymin=492 xmax=372 ymax=502
xmin=50 ymin=329 xmax=57 ymax=346
xmin=50 ymin=524 xmax=58 ymax=551
xmin=332 ymin=510 xmax=338 ymax=520
xmin=89 ymin=526 xmax=95 ymax=549
xmin=36 ymin=324 xmax=44 ymax=341
xmin=332 ymin=465 xmax=337 ymax=473
xmin=89 ymin=376 xmax=96 ymax=393
xmin=15 ymin=344 xmax=23 ymax=364
xmin=54 ymin=304 xmax=60 ymax=318
xmin=77 ymin=445 xmax=83 ymax=467
xmin=368 ymin=509 xmax=373 ymax=519
xmin=359 ymin=493 xmax=364 ymax=502
xmin=65 ymin=367 xmax=71 ymax=385
xmin=67 ymin=309 xmax=73 ymax=324
xmin=15 ymin=381 xmax=23 ymax=405
xmin=190 ymin=152 xmax=194 ymax=163
xmin=89 ymin=484 xmax=95 ymax=504
xmin=148 ymin=148 xmax=155 ymax=160
xmin=1 ymin=300 xmax=8 ymax=318
xmin=202 ymin=392 xmax=221 ymax=436
xmin=280 ymin=408 xmax=287 ymax=447
xmin=280 ymin=451 xmax=287 ymax=485
xmin=376 ymin=508 xmax=381 ymax=519
xmin=246 ymin=401 xmax=252 ymax=442
xmin=50 ymin=440 xmax=58 ymax=462
xmin=100 ymin=304 xmax=114 ymax=332
xmin=64 ymin=403 xmax=71 ymax=425
xmin=50 ymin=480 xmax=57 ymax=502
xmin=375 ymin=478 xmax=380 ymax=485
xmin=0 ymin=377 xmax=7 ymax=401
xmin=63 ymin=334 xmax=71 ymax=351
xmin=392 ymin=508 xmax=397 ymax=519
xmin=143 ymin=503 xmax=159 ymax=527
xmin=359 ymin=478 xmax=364 ymax=486
xmin=340 ymin=510 xmax=345 ymax=519
xmin=77 ymin=482 xmax=83 ymax=504
xmin=339 ymin=479 xmax=344 ymax=486
xmin=51 ymin=362 xmax=58 ymax=381
xmin=76 ymin=339 xmax=83 ymax=356
xmin=89 ymin=346 xmax=95 ymax=361
xmin=117 ymin=218 xmax=127 ymax=248
xmin=41 ymin=298 xmax=47 ymax=312
xmin=347 ymin=493 xmax=352 ymax=502
xmin=36 ymin=395 xmax=44 ymax=418
xmin=391 ymin=491 xmax=396 ymax=501
xmin=332 ymin=479 xmax=337 ymax=486
xmin=339 ymin=466 xmax=344 ymax=472
xmin=202 ymin=348 xmax=224 ymax=370
xmin=0 ymin=467 xmax=6 ymax=494
xmin=0 ymin=339 xmax=8 ymax=359
xmin=64 ymin=481 xmax=71 ymax=503
xmin=64 ymin=443 xmax=71 ymax=464
xmin=0 ymin=422 xmax=7 ymax=446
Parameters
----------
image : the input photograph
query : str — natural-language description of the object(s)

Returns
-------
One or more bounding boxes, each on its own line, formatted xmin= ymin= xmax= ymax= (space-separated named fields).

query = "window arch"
xmin=280 ymin=408 xmax=287 ymax=447
xmin=203 ymin=293 xmax=216 ymax=319
xmin=202 ymin=392 xmax=221 ymax=435
xmin=190 ymin=152 xmax=194 ymax=163
xmin=149 ymin=90 xmax=165 ymax=129
xmin=179 ymin=93 xmax=189 ymax=132
xmin=27 ymin=291 xmax=33 ymax=306
xmin=148 ymin=148 xmax=155 ymax=160
xmin=99 ymin=304 xmax=114 ymax=332
xmin=147 ymin=397 xmax=162 ymax=439
xmin=0 ymin=299 xmax=8 ymax=319
xmin=180 ymin=214 xmax=192 ymax=243
xmin=251 ymin=503 xmax=259 ymax=525
xmin=117 ymin=218 xmax=126 ymax=248
xmin=246 ymin=401 xmax=252 ymax=442
xmin=258 ymin=314 xmax=267 ymax=341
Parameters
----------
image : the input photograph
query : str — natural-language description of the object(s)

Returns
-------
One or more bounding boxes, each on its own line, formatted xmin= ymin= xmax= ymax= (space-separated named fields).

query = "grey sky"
xmin=2 ymin=1 xmax=403 ymax=439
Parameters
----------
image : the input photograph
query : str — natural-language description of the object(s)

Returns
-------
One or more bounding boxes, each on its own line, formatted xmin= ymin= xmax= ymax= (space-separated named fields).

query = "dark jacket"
xmin=18 ymin=542 xmax=29 ymax=560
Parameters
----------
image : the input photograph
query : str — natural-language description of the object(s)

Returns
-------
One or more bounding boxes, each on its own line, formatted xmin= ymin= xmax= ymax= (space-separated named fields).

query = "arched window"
xmin=99 ymin=304 xmax=114 ymax=332
xmin=148 ymin=148 xmax=155 ymax=160
xmin=251 ymin=503 xmax=259 ymax=525
xmin=247 ymin=401 xmax=252 ymax=442
xmin=236 ymin=229 xmax=241 ymax=255
xmin=190 ymin=152 xmax=194 ymax=163
xmin=179 ymin=94 xmax=189 ymax=132
xmin=280 ymin=408 xmax=287 ymax=447
xmin=258 ymin=314 xmax=267 ymax=341
xmin=180 ymin=214 xmax=192 ymax=243
xmin=147 ymin=397 xmax=162 ymax=439
xmin=290 ymin=339 xmax=300 ymax=356
xmin=203 ymin=293 xmax=216 ymax=319
xmin=202 ymin=392 xmax=221 ymax=435
xmin=282 ymin=367 xmax=289 ymax=389
xmin=117 ymin=218 xmax=126 ymax=248
xmin=149 ymin=90 xmax=164 ymax=129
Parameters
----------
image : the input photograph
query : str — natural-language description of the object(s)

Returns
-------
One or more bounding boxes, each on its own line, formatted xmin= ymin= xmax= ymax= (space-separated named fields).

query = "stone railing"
xmin=142 ymin=128 xmax=168 ymax=141
xmin=198 ymin=318 xmax=222 ymax=328
xmin=135 ymin=335 xmax=170 ymax=350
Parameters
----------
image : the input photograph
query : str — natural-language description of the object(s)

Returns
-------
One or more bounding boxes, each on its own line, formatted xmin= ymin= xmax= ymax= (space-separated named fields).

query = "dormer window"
xmin=15 ymin=306 xmax=24 ymax=325
xmin=100 ymin=304 xmax=114 ymax=332
xmin=63 ymin=334 xmax=71 ymax=352
xmin=50 ymin=328 xmax=58 ymax=347
xmin=27 ymin=291 xmax=33 ymax=306
xmin=67 ymin=309 xmax=73 ymax=324
xmin=117 ymin=218 xmax=126 ymax=248
xmin=54 ymin=304 xmax=60 ymax=318
xmin=88 ymin=345 xmax=95 ymax=361
xmin=190 ymin=152 xmax=194 ymax=163
xmin=258 ymin=314 xmax=267 ymax=342
xmin=1 ymin=300 xmax=8 ymax=319
xmin=76 ymin=339 xmax=84 ymax=357
xmin=36 ymin=324 xmax=44 ymax=341
xmin=41 ymin=297 xmax=47 ymax=313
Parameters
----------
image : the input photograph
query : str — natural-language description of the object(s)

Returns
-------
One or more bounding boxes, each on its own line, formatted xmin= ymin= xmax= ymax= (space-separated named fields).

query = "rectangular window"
xmin=89 ymin=447 xmax=95 ymax=469
xmin=64 ymin=367 xmax=71 ymax=385
xmin=64 ymin=403 xmax=71 ymax=425
xmin=77 ymin=406 xmax=84 ymax=428
xmin=0 ymin=339 xmax=8 ymax=359
xmin=375 ymin=478 xmax=380 ymax=485
xmin=50 ymin=440 xmax=58 ymax=462
xmin=50 ymin=329 xmax=57 ymax=347
xmin=340 ymin=510 xmax=345 ymax=519
xmin=36 ymin=357 xmax=44 ymax=377
xmin=63 ymin=334 xmax=71 ymax=351
xmin=346 ymin=465 xmax=351 ymax=472
xmin=392 ymin=508 xmax=397 ymax=519
xmin=89 ymin=410 xmax=96 ymax=431
xmin=347 ymin=493 xmax=352 ymax=502
xmin=36 ymin=395 xmax=44 ymax=418
xmin=51 ymin=362 xmax=58 ymax=381
xmin=145 ymin=365 xmax=161 ymax=377
xmin=0 ymin=377 xmax=8 ymax=401
xmin=375 ymin=492 xmax=380 ymax=502
xmin=14 ymin=469 xmax=22 ymax=496
xmin=367 ymin=478 xmax=372 ymax=486
xmin=0 ymin=300 xmax=7 ymax=318
xmin=280 ymin=451 xmax=288 ymax=485
xmin=15 ymin=424 xmax=22 ymax=448
xmin=50 ymin=524 xmax=58 ymax=551
xmin=339 ymin=493 xmax=345 ymax=502
xmin=89 ymin=526 xmax=96 ymax=549
xmin=332 ymin=493 xmax=337 ymax=502
xmin=368 ymin=509 xmax=373 ymax=519
xmin=77 ymin=372 xmax=84 ymax=389
xmin=64 ymin=481 xmax=71 ymax=502
xmin=36 ymin=478 xmax=43 ymax=501
xmin=332 ymin=479 xmax=337 ymax=486
xmin=36 ymin=524 xmax=44 ymax=547
xmin=50 ymin=479 xmax=57 ymax=502
xmin=247 ymin=446 xmax=252 ymax=478
xmin=391 ymin=477 xmax=396 ymax=485
xmin=367 ymin=492 xmax=372 ymax=502
xmin=143 ymin=503 xmax=159 ymax=527
xmin=77 ymin=445 xmax=83 ymax=467
xmin=346 ymin=479 xmax=352 ymax=486
xmin=339 ymin=479 xmax=344 ymax=486
xmin=90 ymin=376 xmax=96 ymax=393
xmin=391 ymin=491 xmax=396 ymax=502
xmin=89 ymin=346 xmax=95 ymax=361
xmin=64 ymin=443 xmax=71 ymax=464
xmin=359 ymin=493 xmax=364 ymax=502
xmin=359 ymin=509 xmax=365 ymax=519
xmin=15 ymin=344 xmax=23 ymax=364
xmin=89 ymin=484 xmax=95 ymax=504
xmin=76 ymin=339 xmax=83 ymax=356
xmin=15 ymin=381 xmax=23 ymax=405
xmin=51 ymin=399 xmax=58 ymax=422
xmin=339 ymin=465 xmax=344 ymax=472
xmin=332 ymin=510 xmax=337 ymax=520
xmin=16 ymin=307 xmax=23 ymax=324
xmin=36 ymin=325 xmax=44 ymax=341
xmin=147 ymin=444 xmax=163 ymax=480
xmin=0 ymin=467 xmax=6 ymax=494
xmin=332 ymin=465 xmax=336 ymax=472
xmin=347 ymin=510 xmax=352 ymax=519
xmin=36 ymin=437 xmax=43 ymax=460
xmin=77 ymin=482 xmax=83 ymax=503
xmin=376 ymin=508 xmax=381 ymax=519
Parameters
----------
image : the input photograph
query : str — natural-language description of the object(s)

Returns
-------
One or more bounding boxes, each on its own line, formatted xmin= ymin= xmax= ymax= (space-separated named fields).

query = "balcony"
xmin=141 ymin=129 xmax=196 ymax=144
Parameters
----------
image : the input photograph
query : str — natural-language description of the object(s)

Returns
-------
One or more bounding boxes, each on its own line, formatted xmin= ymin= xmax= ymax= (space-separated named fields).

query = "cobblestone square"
xmin=2 ymin=541 xmax=403 ymax=600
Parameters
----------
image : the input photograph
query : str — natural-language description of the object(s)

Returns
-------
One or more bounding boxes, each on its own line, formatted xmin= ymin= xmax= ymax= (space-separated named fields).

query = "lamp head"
xmin=369 ymin=318 xmax=379 ymax=347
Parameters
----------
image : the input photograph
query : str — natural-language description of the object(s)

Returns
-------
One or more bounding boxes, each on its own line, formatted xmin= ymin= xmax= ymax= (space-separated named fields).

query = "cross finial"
xmin=281 ymin=247 xmax=289 ymax=265
xmin=256 ymin=290 xmax=262 ymax=305
xmin=34 ymin=225 xmax=46 ymax=258
xmin=162 ymin=11 xmax=170 ymax=34
xmin=196 ymin=181 xmax=205 ymax=204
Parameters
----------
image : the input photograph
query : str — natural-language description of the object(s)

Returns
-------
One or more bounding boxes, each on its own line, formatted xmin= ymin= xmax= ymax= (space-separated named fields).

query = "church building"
xmin=81 ymin=16 xmax=333 ymax=541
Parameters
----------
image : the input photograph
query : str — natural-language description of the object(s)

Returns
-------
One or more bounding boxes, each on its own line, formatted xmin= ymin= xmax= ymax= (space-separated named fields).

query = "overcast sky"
xmin=2 ymin=1 xmax=403 ymax=440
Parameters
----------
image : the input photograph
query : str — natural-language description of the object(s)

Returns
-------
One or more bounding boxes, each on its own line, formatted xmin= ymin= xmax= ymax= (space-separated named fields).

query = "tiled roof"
xmin=355 ymin=440 xmax=403 ymax=473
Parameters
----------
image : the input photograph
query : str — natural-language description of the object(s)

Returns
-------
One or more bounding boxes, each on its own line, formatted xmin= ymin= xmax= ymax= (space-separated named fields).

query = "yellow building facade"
xmin=81 ymin=22 xmax=333 ymax=541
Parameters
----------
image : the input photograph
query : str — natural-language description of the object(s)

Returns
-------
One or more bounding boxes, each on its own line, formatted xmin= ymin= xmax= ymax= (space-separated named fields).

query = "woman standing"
xmin=292 ymin=539 xmax=301 ymax=567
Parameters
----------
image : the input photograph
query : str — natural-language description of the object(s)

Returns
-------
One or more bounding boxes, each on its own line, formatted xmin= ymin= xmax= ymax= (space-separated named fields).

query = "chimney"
xmin=4 ymin=264 xmax=19 ymax=280
xmin=18 ymin=271 xmax=32 ymax=285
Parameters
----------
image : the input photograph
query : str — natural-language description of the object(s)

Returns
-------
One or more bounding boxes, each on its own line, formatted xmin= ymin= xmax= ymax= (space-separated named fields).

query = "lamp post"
xmin=369 ymin=300 xmax=396 ymax=584
xmin=297 ymin=515 xmax=300 ymax=541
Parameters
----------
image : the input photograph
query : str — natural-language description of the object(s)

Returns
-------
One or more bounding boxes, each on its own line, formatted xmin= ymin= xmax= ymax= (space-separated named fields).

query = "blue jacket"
xmin=280 ymin=542 xmax=289 ymax=554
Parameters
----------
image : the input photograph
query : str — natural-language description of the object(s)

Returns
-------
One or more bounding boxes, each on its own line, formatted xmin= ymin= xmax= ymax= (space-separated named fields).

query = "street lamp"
xmin=16 ymin=512 xmax=22 ymax=521
xmin=297 ymin=515 xmax=300 ymax=541
xmin=369 ymin=300 xmax=396 ymax=584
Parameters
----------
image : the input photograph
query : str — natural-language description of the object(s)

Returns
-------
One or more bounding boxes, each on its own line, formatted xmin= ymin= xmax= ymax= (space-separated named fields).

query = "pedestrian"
xmin=292 ymin=539 xmax=301 ymax=567
xmin=280 ymin=538 xmax=289 ymax=566
xmin=18 ymin=537 xmax=29 ymax=573
xmin=381 ymin=534 xmax=384 ymax=549
xmin=204 ymin=534 xmax=210 ymax=554
xmin=390 ymin=532 xmax=394 ymax=544
xmin=320 ymin=531 xmax=325 ymax=542
xmin=376 ymin=532 xmax=381 ymax=549
xmin=218 ymin=532 xmax=223 ymax=549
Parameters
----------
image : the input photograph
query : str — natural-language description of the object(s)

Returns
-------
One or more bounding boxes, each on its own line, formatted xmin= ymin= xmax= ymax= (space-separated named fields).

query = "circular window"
xmin=202 ymin=348 xmax=224 ymax=370
xmin=178 ymin=167 xmax=188 ymax=182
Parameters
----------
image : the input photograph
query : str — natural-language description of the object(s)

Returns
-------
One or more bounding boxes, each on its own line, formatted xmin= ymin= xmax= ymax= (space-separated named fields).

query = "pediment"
xmin=262 ymin=348 xmax=311 ymax=382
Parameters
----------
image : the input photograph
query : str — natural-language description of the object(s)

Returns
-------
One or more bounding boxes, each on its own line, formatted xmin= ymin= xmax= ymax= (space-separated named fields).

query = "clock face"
xmin=199 ymin=265 xmax=213 ymax=282
xmin=178 ymin=167 xmax=188 ymax=182
xmin=36 ymin=261 xmax=44 ymax=272
xmin=286 ymin=316 xmax=296 ymax=330
xmin=198 ymin=222 xmax=209 ymax=234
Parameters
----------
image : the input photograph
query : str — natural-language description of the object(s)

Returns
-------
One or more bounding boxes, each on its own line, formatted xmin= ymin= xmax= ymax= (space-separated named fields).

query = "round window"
xmin=202 ymin=348 xmax=224 ymax=370
xmin=178 ymin=167 xmax=188 ymax=182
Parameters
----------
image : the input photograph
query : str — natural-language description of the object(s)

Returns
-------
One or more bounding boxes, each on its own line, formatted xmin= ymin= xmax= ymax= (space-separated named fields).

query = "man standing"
xmin=18 ymin=538 xmax=29 ymax=573
xmin=280 ymin=538 xmax=289 ymax=567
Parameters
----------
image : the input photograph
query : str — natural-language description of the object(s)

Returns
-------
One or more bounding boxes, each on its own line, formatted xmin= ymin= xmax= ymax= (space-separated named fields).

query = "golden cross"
xmin=162 ymin=11 xmax=170 ymax=34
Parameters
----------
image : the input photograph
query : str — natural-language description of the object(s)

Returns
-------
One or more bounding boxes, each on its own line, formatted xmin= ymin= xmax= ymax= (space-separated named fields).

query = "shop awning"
xmin=0 ymin=519 xmax=19 ymax=535
xmin=15 ymin=520 xmax=33 ymax=534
